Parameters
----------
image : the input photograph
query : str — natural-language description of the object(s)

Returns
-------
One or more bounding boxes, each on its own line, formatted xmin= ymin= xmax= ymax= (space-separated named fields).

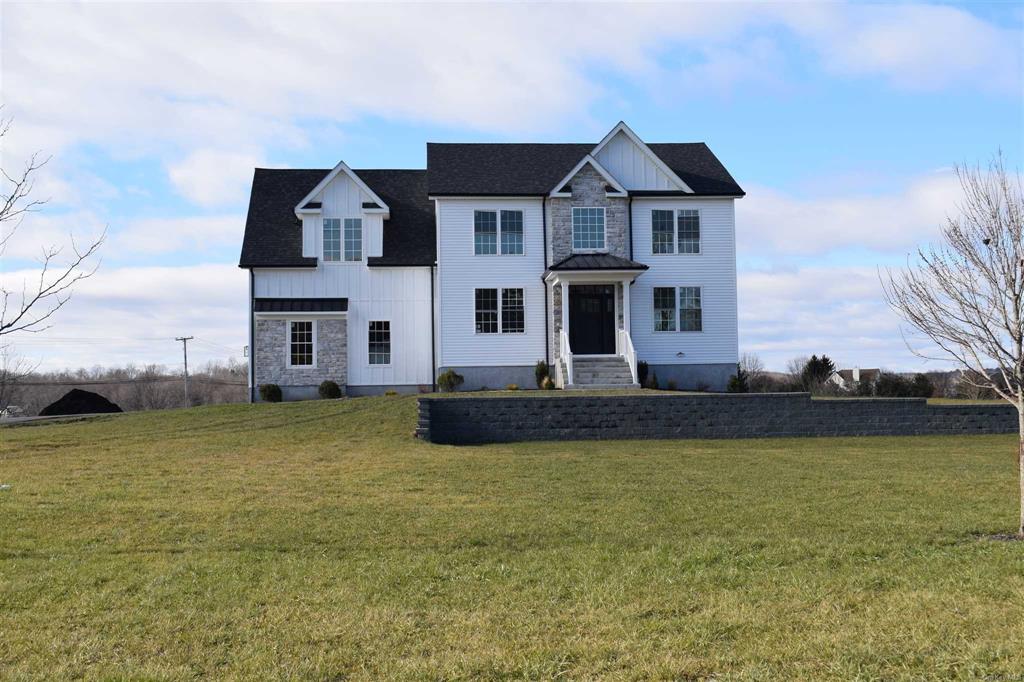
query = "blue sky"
xmin=1 ymin=1 xmax=1022 ymax=372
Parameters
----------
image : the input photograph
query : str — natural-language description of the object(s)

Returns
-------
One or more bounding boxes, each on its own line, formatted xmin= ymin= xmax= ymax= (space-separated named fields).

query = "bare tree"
xmin=883 ymin=153 xmax=1024 ymax=537
xmin=0 ymin=116 xmax=104 ymax=337
xmin=740 ymin=352 xmax=768 ymax=392
xmin=0 ymin=346 xmax=36 ymax=410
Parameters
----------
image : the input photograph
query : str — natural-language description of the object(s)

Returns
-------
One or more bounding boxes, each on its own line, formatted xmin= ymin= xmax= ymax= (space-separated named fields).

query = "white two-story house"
xmin=239 ymin=122 xmax=743 ymax=400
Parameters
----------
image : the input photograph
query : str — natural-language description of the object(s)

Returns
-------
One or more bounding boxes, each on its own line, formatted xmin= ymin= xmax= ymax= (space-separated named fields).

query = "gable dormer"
xmin=591 ymin=122 xmax=693 ymax=193
xmin=295 ymin=161 xmax=390 ymax=261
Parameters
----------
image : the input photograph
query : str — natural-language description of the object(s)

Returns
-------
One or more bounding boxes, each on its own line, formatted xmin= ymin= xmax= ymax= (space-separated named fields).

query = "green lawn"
xmin=1 ymin=396 xmax=1022 ymax=680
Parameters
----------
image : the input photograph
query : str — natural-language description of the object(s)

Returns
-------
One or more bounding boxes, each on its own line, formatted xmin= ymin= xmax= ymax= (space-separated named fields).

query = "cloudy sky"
xmin=1 ymin=1 xmax=1021 ymax=373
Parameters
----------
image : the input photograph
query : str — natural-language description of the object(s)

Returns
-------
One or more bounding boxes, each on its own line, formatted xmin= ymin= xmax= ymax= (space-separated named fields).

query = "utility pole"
xmin=175 ymin=336 xmax=194 ymax=406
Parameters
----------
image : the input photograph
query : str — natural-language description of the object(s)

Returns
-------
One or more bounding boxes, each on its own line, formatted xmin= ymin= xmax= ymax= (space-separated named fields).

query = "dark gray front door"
xmin=569 ymin=285 xmax=615 ymax=355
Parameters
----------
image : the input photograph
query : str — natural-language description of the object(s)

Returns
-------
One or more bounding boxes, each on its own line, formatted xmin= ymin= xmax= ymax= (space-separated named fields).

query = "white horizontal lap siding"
xmin=630 ymin=198 xmax=738 ymax=365
xmin=437 ymin=197 xmax=546 ymax=367
xmin=254 ymin=267 xmax=433 ymax=386
xmin=594 ymin=131 xmax=677 ymax=191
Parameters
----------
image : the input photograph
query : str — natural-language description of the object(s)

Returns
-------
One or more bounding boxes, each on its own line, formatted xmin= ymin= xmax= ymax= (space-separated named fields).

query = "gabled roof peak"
xmin=294 ymin=160 xmax=390 ymax=218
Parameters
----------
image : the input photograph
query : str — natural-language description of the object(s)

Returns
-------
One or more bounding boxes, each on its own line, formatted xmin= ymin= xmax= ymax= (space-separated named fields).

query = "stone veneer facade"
xmin=255 ymin=318 xmax=348 ymax=400
xmin=548 ymin=164 xmax=630 ymax=365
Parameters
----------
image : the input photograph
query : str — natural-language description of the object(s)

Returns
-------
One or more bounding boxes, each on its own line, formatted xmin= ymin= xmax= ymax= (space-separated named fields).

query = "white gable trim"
xmin=294 ymin=160 xmax=390 ymax=218
xmin=591 ymin=122 xmax=693 ymax=194
xmin=548 ymin=154 xmax=628 ymax=198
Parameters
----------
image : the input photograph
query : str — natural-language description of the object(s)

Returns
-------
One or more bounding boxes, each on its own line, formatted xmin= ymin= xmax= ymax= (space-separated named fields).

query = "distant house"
xmin=829 ymin=368 xmax=881 ymax=390
xmin=239 ymin=121 xmax=744 ymax=400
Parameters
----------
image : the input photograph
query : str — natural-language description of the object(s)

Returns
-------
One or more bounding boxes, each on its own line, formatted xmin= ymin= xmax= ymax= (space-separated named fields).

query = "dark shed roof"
xmin=239 ymin=169 xmax=435 ymax=268
xmin=427 ymin=142 xmax=743 ymax=196
xmin=254 ymin=298 xmax=348 ymax=313
xmin=548 ymin=254 xmax=649 ymax=271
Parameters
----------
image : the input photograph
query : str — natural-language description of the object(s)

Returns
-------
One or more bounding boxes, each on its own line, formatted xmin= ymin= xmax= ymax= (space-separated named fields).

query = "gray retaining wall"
xmin=416 ymin=393 xmax=1017 ymax=445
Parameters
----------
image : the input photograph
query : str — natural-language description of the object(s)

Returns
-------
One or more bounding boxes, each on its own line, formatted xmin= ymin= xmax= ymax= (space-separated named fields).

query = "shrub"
xmin=258 ymin=384 xmax=282 ymax=403
xmin=542 ymin=376 xmax=556 ymax=390
xmin=637 ymin=361 xmax=649 ymax=387
xmin=506 ymin=384 xmax=519 ymax=391
xmin=385 ymin=390 xmax=399 ymax=396
xmin=910 ymin=373 xmax=935 ymax=398
xmin=318 ymin=380 xmax=342 ymax=399
xmin=644 ymin=372 xmax=659 ymax=390
xmin=666 ymin=379 xmax=678 ymax=391
xmin=727 ymin=363 xmax=750 ymax=393
xmin=437 ymin=369 xmax=464 ymax=392
xmin=696 ymin=381 xmax=710 ymax=392
xmin=534 ymin=360 xmax=550 ymax=389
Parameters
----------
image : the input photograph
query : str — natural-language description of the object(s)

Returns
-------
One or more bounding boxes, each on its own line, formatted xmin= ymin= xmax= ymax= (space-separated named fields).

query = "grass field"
xmin=1 ymin=396 xmax=1022 ymax=680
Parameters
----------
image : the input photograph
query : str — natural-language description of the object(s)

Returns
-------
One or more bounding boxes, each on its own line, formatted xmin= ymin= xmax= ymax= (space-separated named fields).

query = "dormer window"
xmin=323 ymin=218 xmax=341 ymax=262
xmin=572 ymin=207 xmax=605 ymax=252
xmin=323 ymin=218 xmax=361 ymax=262
xmin=344 ymin=218 xmax=362 ymax=261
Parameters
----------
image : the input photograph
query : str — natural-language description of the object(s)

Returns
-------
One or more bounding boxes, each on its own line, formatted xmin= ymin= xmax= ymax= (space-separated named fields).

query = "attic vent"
xmin=558 ymin=184 xmax=572 ymax=194
xmin=362 ymin=201 xmax=382 ymax=209
xmin=604 ymin=185 xmax=616 ymax=193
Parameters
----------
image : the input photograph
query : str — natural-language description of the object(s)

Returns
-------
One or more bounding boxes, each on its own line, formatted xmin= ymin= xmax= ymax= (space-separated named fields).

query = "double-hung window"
xmin=677 ymin=210 xmax=700 ymax=254
xmin=475 ymin=288 xmax=524 ymax=334
xmin=368 ymin=321 xmax=390 ymax=365
xmin=323 ymin=218 xmax=341 ymax=262
xmin=289 ymin=320 xmax=315 ymax=366
xmin=475 ymin=210 xmax=524 ymax=255
xmin=650 ymin=209 xmax=700 ymax=254
xmin=572 ymin=207 xmax=605 ymax=251
xmin=344 ymin=218 xmax=362 ymax=261
xmin=653 ymin=287 xmax=703 ymax=332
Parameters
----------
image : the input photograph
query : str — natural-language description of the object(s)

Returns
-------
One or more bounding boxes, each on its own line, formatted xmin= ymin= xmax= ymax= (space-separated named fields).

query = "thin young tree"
xmin=883 ymin=153 xmax=1024 ymax=537
xmin=0 ymin=115 xmax=104 ymax=338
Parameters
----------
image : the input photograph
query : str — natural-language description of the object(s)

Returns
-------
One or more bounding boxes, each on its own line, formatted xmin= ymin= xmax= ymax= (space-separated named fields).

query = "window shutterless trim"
xmin=474 ymin=208 xmax=526 ymax=256
xmin=368 ymin=320 xmax=392 ymax=366
xmin=473 ymin=287 xmax=526 ymax=335
xmin=651 ymin=286 xmax=704 ymax=333
xmin=285 ymin=319 xmax=317 ymax=368
xmin=571 ymin=206 xmax=607 ymax=253
xmin=649 ymin=207 xmax=702 ymax=256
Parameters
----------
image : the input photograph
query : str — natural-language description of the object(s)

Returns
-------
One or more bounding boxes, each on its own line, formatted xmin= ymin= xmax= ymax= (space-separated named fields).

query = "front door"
xmin=569 ymin=285 xmax=616 ymax=355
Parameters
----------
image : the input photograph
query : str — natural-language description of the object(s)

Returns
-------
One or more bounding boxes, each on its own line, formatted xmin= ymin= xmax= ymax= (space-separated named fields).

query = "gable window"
xmin=323 ymin=219 xmax=341 ymax=262
xmin=474 ymin=211 xmax=498 ymax=255
xmin=344 ymin=218 xmax=362 ymax=261
xmin=500 ymin=210 xmax=524 ymax=255
xmin=368 ymin=321 xmax=390 ymax=365
xmin=572 ymin=207 xmax=605 ymax=251
xmin=679 ymin=286 xmax=702 ymax=331
xmin=289 ymin=320 xmax=315 ymax=366
xmin=501 ymin=288 xmax=525 ymax=333
xmin=651 ymin=210 xmax=674 ymax=254
xmin=653 ymin=288 xmax=677 ymax=332
xmin=677 ymin=210 xmax=700 ymax=254
xmin=475 ymin=288 xmax=524 ymax=334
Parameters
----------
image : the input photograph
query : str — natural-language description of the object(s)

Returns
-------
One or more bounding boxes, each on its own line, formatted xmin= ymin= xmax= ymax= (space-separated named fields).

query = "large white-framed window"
xmin=652 ymin=287 xmax=703 ymax=333
xmin=650 ymin=209 xmax=701 ymax=254
xmin=368 ymin=320 xmax=391 ymax=365
xmin=344 ymin=218 xmax=362 ymax=261
xmin=475 ymin=287 xmax=525 ymax=334
xmin=323 ymin=219 xmax=341 ymax=262
xmin=572 ymin=207 xmax=605 ymax=252
xmin=288 ymin=320 xmax=316 ymax=367
xmin=474 ymin=209 xmax=524 ymax=255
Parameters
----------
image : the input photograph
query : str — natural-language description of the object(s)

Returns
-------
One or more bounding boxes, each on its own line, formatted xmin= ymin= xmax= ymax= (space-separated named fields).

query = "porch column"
xmin=622 ymin=279 xmax=631 ymax=334
xmin=560 ymin=280 xmax=569 ymax=343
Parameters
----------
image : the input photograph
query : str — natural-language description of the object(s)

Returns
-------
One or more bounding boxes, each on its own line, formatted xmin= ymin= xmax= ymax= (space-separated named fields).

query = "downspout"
xmin=248 ymin=268 xmax=255 ymax=403
xmin=430 ymin=264 xmax=437 ymax=393
xmin=541 ymin=195 xmax=550 ymax=366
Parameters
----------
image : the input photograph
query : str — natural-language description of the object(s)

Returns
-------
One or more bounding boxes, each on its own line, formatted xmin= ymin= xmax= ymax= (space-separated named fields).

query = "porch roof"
xmin=548 ymin=254 xmax=649 ymax=272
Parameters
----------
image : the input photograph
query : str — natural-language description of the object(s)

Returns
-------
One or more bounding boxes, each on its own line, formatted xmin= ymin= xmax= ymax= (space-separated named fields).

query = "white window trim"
xmin=651 ymin=286 xmax=704 ymax=334
xmin=367 ymin=320 xmax=392 ymax=367
xmin=473 ymin=209 xmax=526 ymax=256
xmin=473 ymin=287 xmax=527 ymax=335
xmin=285 ymin=319 xmax=317 ymax=368
xmin=571 ymin=206 xmax=607 ymax=254
xmin=650 ymin=208 xmax=702 ymax=256
xmin=322 ymin=217 xmax=365 ymax=265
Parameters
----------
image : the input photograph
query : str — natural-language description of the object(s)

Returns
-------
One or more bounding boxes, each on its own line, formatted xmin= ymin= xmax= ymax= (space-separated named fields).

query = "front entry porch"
xmin=545 ymin=255 xmax=648 ymax=389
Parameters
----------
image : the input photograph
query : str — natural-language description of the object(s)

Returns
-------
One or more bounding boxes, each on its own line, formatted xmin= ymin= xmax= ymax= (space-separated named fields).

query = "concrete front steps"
xmin=566 ymin=355 xmax=639 ymax=389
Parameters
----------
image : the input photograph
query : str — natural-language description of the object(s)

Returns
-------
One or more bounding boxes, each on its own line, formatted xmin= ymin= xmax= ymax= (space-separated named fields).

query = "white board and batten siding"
xmin=629 ymin=198 xmax=739 ymax=366
xmin=593 ymin=130 xmax=679 ymax=191
xmin=436 ymin=198 xmax=547 ymax=367
xmin=262 ymin=169 xmax=430 ymax=388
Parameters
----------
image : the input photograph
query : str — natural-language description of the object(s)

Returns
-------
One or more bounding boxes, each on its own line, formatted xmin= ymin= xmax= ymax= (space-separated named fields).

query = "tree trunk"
xmin=1019 ymin=406 xmax=1024 ymax=538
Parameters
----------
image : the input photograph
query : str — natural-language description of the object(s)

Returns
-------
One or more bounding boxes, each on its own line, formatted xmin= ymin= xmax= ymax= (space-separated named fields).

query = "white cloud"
xmin=2 ymin=263 xmax=247 ymax=371
xmin=737 ymin=171 xmax=959 ymax=257
xmin=109 ymin=215 xmax=243 ymax=255
xmin=167 ymin=149 xmax=264 ymax=207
